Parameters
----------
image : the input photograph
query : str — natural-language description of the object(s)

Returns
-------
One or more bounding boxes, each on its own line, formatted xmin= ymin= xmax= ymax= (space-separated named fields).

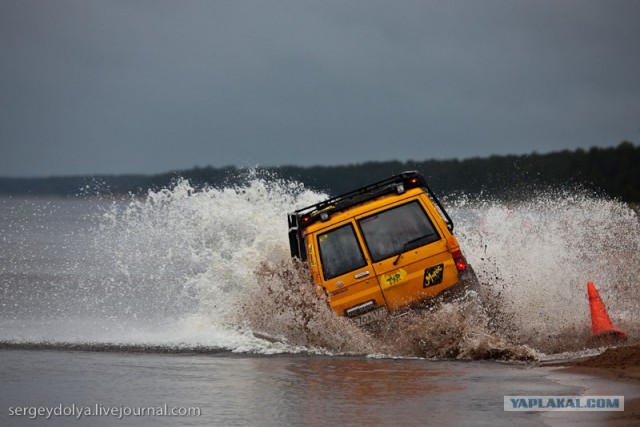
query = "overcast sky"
xmin=1 ymin=1 xmax=639 ymax=177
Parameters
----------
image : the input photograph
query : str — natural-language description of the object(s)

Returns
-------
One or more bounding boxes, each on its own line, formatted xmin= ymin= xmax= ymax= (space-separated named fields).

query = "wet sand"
xmin=559 ymin=343 xmax=640 ymax=425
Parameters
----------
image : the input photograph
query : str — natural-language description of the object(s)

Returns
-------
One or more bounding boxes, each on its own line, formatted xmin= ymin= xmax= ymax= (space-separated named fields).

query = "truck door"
xmin=357 ymin=199 xmax=458 ymax=312
xmin=314 ymin=221 xmax=387 ymax=323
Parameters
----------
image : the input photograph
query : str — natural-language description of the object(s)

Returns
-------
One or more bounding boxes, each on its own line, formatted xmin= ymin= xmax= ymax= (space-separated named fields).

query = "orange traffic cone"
xmin=587 ymin=281 xmax=627 ymax=343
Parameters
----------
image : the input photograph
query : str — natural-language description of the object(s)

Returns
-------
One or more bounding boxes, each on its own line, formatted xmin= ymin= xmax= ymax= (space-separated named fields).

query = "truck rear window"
xmin=359 ymin=201 xmax=440 ymax=262
xmin=318 ymin=224 xmax=367 ymax=280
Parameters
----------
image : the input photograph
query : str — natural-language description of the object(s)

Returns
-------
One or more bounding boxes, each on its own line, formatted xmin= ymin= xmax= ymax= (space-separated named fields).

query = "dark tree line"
xmin=1 ymin=142 xmax=638 ymax=202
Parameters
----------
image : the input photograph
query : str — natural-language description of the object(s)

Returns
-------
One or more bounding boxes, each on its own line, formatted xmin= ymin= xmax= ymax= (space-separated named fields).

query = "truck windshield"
xmin=359 ymin=201 xmax=440 ymax=262
xmin=318 ymin=223 xmax=367 ymax=280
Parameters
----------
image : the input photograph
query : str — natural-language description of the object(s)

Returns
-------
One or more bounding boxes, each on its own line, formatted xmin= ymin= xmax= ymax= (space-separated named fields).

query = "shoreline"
xmin=553 ymin=343 xmax=640 ymax=424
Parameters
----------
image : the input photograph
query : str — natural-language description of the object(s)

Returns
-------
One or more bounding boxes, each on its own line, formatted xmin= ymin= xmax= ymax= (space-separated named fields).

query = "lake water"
xmin=1 ymin=179 xmax=639 ymax=425
xmin=3 ymin=348 xmax=638 ymax=427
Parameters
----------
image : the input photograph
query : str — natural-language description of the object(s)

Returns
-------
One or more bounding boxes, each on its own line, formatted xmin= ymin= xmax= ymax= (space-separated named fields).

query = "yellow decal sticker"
xmin=308 ymin=243 xmax=316 ymax=267
xmin=381 ymin=268 xmax=408 ymax=286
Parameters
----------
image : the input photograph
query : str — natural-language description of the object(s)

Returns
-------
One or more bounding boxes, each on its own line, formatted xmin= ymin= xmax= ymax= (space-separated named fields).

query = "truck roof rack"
xmin=287 ymin=171 xmax=453 ymax=261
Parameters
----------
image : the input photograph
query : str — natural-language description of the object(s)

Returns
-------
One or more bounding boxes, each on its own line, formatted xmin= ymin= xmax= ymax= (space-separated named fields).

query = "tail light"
xmin=451 ymin=250 xmax=467 ymax=272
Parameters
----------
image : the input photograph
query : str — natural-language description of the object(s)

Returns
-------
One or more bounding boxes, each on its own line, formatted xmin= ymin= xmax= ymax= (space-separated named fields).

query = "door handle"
xmin=354 ymin=270 xmax=370 ymax=279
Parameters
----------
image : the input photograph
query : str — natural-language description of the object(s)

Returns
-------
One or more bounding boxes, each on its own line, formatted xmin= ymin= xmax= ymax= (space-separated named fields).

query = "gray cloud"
xmin=1 ymin=0 xmax=639 ymax=176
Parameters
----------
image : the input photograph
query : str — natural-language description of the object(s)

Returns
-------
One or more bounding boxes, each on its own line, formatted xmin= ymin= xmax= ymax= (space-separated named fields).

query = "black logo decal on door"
xmin=423 ymin=264 xmax=444 ymax=288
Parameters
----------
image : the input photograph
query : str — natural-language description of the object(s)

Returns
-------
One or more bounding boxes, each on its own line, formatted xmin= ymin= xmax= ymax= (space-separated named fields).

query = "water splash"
xmin=1 ymin=176 xmax=638 ymax=359
xmin=452 ymin=191 xmax=640 ymax=354
xmin=239 ymin=259 xmax=376 ymax=354
xmin=83 ymin=174 xmax=329 ymax=352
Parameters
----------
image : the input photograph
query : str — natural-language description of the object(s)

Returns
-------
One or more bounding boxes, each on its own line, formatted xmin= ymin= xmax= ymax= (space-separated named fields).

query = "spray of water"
xmin=84 ymin=173 xmax=332 ymax=352
xmin=452 ymin=191 xmax=640 ymax=354
xmin=2 ymin=175 xmax=638 ymax=359
xmin=239 ymin=259 xmax=376 ymax=354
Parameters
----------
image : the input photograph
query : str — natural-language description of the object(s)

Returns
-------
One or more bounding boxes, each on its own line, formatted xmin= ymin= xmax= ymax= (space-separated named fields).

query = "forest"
xmin=1 ymin=141 xmax=638 ymax=203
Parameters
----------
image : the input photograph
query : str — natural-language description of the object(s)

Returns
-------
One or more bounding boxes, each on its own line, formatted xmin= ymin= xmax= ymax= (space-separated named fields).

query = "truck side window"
xmin=318 ymin=224 xmax=367 ymax=280
xmin=359 ymin=201 xmax=440 ymax=262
